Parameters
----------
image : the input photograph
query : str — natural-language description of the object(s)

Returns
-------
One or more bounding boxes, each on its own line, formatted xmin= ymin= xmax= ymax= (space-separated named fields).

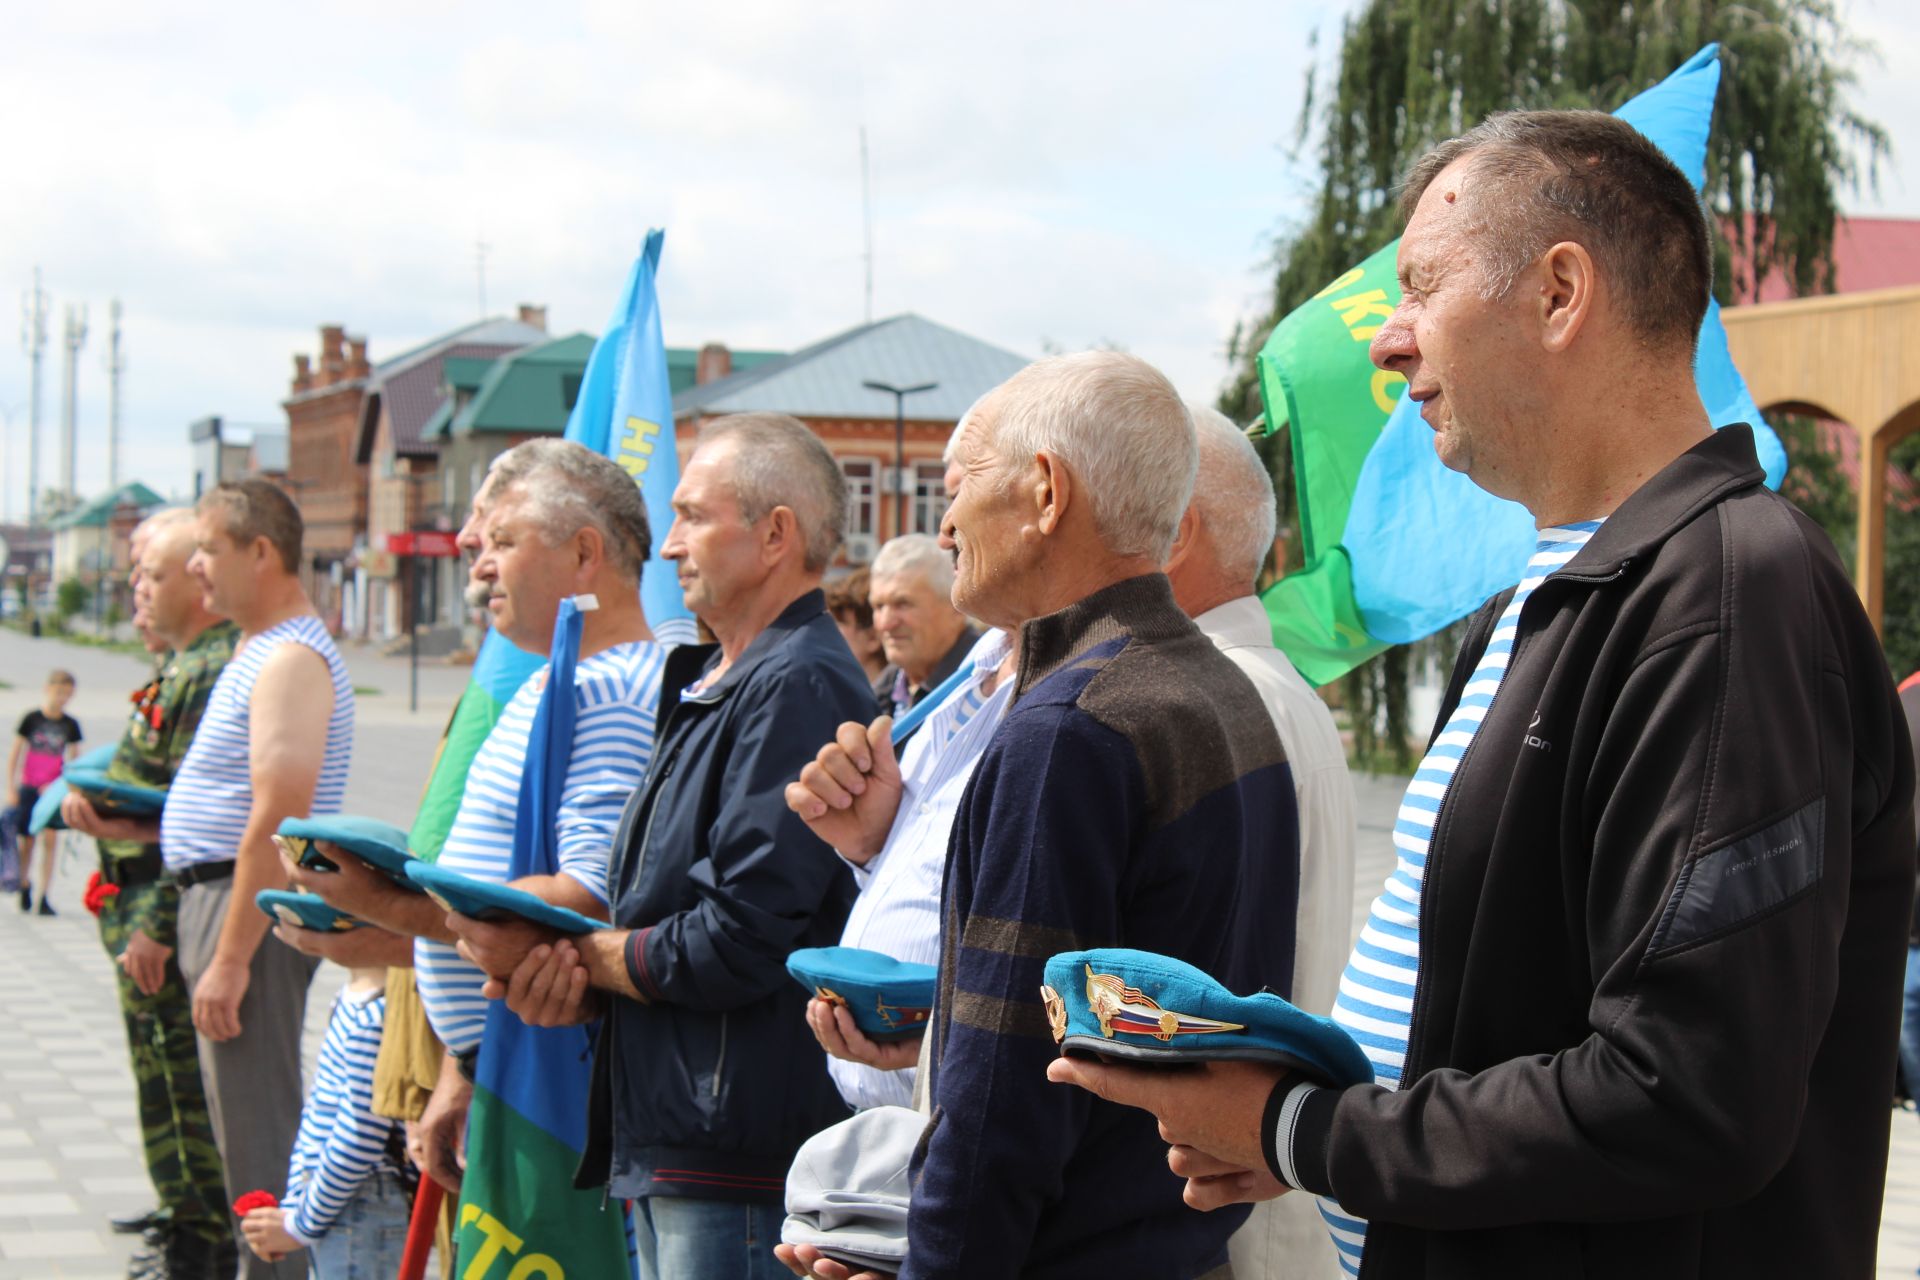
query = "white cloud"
xmin=0 ymin=0 xmax=1910 ymax=523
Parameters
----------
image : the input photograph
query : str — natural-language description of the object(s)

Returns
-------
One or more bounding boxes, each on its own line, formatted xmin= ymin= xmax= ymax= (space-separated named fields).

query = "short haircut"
xmin=1187 ymin=405 xmax=1278 ymax=588
xmin=45 ymin=669 xmax=73 ymax=687
xmin=695 ymin=413 xmax=847 ymax=572
xmin=987 ymin=351 xmax=1196 ymax=562
xmin=200 ymin=478 xmax=303 ymax=573
xmin=871 ymin=532 xmax=955 ymax=600
xmin=1400 ymin=110 xmax=1712 ymax=348
xmin=825 ymin=565 xmax=874 ymax=630
xmin=486 ymin=438 xmax=650 ymax=583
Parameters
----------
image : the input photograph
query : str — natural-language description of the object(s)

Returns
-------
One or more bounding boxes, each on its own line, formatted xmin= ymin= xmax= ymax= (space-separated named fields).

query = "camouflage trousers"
xmin=96 ymin=878 xmax=228 ymax=1245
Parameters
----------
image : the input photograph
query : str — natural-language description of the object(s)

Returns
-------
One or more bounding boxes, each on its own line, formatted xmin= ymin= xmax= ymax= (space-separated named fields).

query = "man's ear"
xmin=1031 ymin=451 xmax=1071 ymax=537
xmin=571 ymin=526 xmax=606 ymax=585
xmin=1538 ymin=240 xmax=1596 ymax=354
xmin=762 ymin=504 xmax=801 ymax=566
xmin=1165 ymin=505 xmax=1199 ymax=574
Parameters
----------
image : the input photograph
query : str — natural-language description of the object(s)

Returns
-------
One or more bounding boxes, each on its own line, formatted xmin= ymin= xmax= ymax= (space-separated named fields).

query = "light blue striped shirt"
xmin=282 ymin=986 xmax=398 ymax=1245
xmin=161 ymin=615 xmax=354 ymax=872
xmin=1309 ymin=522 xmax=1601 ymax=1274
xmin=415 ymin=639 xmax=665 ymax=1054
xmin=828 ymin=628 xmax=1013 ymax=1111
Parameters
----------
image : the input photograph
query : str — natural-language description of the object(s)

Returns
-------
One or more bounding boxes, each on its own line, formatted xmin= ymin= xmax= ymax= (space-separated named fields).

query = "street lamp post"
xmin=862 ymin=379 xmax=939 ymax=538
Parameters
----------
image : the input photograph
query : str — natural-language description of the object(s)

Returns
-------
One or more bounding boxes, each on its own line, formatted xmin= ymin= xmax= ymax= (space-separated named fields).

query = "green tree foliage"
xmin=54 ymin=576 xmax=88 ymax=626
xmin=1883 ymin=436 xmax=1920 ymax=683
xmin=1769 ymin=410 xmax=1856 ymax=565
xmin=1224 ymin=0 xmax=1885 ymax=768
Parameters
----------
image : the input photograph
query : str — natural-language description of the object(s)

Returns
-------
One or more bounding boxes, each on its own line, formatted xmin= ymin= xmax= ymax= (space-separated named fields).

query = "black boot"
xmin=110 ymin=1207 xmax=164 ymax=1235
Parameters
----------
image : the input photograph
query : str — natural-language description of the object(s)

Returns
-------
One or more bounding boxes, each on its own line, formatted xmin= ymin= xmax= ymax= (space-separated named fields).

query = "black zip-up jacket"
xmin=1281 ymin=426 xmax=1915 ymax=1277
xmin=576 ymin=589 xmax=876 ymax=1203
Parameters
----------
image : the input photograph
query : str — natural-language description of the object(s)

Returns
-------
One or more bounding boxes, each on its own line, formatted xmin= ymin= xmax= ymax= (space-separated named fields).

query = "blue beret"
xmin=28 ymin=744 xmax=118 ymax=833
xmin=1040 ymin=948 xmax=1372 ymax=1086
xmin=276 ymin=815 xmax=418 ymax=887
xmin=404 ymin=860 xmax=601 ymax=936
xmin=787 ymin=947 xmax=937 ymax=1042
xmin=255 ymin=889 xmax=361 ymax=933
xmin=63 ymin=765 xmax=167 ymax=817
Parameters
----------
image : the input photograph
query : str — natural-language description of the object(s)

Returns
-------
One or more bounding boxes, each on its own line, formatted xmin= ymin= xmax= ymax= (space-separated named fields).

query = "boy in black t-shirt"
xmin=9 ymin=669 xmax=82 ymax=913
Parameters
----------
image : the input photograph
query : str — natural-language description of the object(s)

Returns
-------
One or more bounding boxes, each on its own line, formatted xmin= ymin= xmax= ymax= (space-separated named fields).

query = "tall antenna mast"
xmin=860 ymin=126 xmax=874 ymax=324
xmin=475 ymin=240 xmax=492 ymax=318
xmin=59 ymin=303 xmax=87 ymax=508
xmin=105 ymin=300 xmax=124 ymax=492
xmin=20 ymin=267 xmax=47 ymax=523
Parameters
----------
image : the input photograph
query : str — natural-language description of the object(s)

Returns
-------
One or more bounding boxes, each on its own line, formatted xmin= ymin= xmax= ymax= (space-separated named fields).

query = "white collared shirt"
xmin=829 ymin=628 xmax=1014 ymax=1111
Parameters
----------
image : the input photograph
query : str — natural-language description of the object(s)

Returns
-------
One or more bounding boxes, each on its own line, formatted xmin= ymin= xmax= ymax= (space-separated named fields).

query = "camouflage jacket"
xmin=100 ymin=621 xmax=239 ymax=940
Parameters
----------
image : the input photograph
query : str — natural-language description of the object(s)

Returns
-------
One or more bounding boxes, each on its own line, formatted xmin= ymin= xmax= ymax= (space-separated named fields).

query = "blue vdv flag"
xmin=1336 ymin=44 xmax=1785 ymax=645
xmin=565 ymin=229 xmax=699 ymax=646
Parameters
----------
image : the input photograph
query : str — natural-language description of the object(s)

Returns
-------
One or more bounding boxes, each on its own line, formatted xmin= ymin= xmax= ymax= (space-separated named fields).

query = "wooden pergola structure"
xmin=1721 ymin=284 xmax=1920 ymax=634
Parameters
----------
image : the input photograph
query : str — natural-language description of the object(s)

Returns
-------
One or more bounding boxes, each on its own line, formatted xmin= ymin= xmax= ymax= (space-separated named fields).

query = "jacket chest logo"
xmin=1522 ymin=708 xmax=1553 ymax=754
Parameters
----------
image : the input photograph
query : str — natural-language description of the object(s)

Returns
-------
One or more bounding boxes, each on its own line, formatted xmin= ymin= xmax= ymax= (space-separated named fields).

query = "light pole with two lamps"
xmin=861 ymin=379 xmax=939 ymax=538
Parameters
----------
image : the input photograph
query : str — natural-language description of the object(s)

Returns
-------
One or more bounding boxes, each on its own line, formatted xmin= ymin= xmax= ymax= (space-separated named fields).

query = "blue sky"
xmin=0 ymin=0 xmax=1912 ymax=515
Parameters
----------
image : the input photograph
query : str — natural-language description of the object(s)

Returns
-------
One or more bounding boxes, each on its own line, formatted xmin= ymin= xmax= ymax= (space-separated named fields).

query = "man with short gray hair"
xmin=475 ymin=413 xmax=877 ymax=1278
xmin=867 ymin=534 xmax=977 ymax=717
xmin=872 ymin=352 xmax=1300 ymax=1279
xmin=1053 ymin=110 xmax=1914 ymax=1279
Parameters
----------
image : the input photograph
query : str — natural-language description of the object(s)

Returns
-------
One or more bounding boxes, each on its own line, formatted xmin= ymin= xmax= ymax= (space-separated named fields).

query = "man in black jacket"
xmin=1053 ymin=110 xmax=1916 ymax=1279
xmin=465 ymin=412 xmax=876 ymax=1279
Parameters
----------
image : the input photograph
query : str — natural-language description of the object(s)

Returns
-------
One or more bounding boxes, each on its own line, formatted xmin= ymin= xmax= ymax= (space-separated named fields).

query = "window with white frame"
xmin=912 ymin=461 xmax=947 ymax=535
xmin=842 ymin=458 xmax=878 ymax=539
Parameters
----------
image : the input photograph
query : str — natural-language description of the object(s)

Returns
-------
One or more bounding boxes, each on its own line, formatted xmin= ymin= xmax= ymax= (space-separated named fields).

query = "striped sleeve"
xmin=551 ymin=646 xmax=663 ymax=902
xmin=282 ymin=995 xmax=398 ymax=1246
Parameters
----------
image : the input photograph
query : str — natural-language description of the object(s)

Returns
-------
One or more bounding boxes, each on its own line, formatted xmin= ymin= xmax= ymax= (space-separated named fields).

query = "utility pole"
xmin=862 ymin=379 xmax=939 ymax=537
xmin=104 ymin=300 xmax=124 ymax=493
xmin=59 ymin=303 xmax=87 ymax=509
xmin=19 ymin=268 xmax=47 ymax=523
xmin=860 ymin=126 xmax=874 ymax=324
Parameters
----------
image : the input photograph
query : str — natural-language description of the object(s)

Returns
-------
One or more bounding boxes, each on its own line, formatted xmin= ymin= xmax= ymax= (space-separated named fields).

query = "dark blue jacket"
xmin=577 ymin=589 xmax=876 ymax=1202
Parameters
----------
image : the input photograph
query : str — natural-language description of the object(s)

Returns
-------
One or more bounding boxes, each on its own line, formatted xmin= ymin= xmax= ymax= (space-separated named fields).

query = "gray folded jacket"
xmin=782 ymin=1104 xmax=925 ymax=1272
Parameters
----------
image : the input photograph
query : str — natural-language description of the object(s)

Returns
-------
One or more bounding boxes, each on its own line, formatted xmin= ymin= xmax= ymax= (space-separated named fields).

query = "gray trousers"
xmin=178 ymin=876 xmax=319 ymax=1280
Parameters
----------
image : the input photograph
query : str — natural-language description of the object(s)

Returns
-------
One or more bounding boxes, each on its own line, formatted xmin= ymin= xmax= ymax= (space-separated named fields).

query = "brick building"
xmin=672 ymin=314 xmax=1029 ymax=564
xmin=284 ymin=324 xmax=374 ymax=632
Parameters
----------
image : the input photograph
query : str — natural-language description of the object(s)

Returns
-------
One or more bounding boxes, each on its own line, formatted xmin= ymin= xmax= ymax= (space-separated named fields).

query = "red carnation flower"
xmin=232 ymin=1190 xmax=279 ymax=1217
xmin=83 ymin=871 xmax=120 ymax=917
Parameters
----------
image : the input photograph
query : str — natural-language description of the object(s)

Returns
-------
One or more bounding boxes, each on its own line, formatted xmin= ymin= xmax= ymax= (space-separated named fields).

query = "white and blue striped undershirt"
xmin=829 ymin=627 xmax=1012 ymax=1111
xmin=282 ymin=986 xmax=400 ymax=1245
xmin=162 ymin=616 xmax=354 ymax=872
xmin=1309 ymin=521 xmax=1601 ymax=1275
xmin=415 ymin=640 xmax=664 ymax=1053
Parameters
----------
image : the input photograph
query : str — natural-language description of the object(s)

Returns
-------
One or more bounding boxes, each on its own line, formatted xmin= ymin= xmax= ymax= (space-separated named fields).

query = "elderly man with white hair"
xmin=866 ymin=534 xmax=978 ymax=718
xmin=810 ymin=351 xmax=1300 ymax=1280
xmin=1171 ymin=406 xmax=1356 ymax=1280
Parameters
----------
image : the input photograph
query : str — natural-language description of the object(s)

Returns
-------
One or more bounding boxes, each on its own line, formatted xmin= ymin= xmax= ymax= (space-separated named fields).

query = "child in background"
xmin=8 ymin=669 xmax=82 ymax=914
xmin=239 ymin=966 xmax=412 ymax=1277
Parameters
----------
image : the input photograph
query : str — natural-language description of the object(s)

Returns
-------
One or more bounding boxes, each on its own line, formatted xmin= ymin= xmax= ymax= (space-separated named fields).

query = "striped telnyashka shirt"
xmin=415 ymin=640 xmax=664 ymax=1054
xmin=281 ymin=986 xmax=401 ymax=1245
xmin=829 ymin=628 xmax=1013 ymax=1111
xmin=161 ymin=615 xmax=354 ymax=873
xmin=1317 ymin=522 xmax=1601 ymax=1275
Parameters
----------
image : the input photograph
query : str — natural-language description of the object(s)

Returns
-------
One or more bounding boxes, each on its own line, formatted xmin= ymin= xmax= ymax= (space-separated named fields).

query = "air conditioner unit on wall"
xmin=845 ymin=533 xmax=878 ymax=564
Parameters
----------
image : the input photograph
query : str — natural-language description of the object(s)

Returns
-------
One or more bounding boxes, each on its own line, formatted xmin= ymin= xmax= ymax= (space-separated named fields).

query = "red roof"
xmin=1733 ymin=216 xmax=1920 ymax=301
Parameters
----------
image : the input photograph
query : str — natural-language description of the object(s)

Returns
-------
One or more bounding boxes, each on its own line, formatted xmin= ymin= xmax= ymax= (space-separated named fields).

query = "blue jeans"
xmin=1901 ymin=946 xmax=1920 ymax=1102
xmin=306 ymin=1172 xmax=411 ymax=1280
xmin=636 ymin=1195 xmax=784 ymax=1280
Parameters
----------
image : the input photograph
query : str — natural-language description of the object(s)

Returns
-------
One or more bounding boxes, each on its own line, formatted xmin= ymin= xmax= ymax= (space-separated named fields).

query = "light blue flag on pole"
xmin=565 ymin=229 xmax=700 ymax=647
xmin=1337 ymin=44 xmax=1786 ymax=644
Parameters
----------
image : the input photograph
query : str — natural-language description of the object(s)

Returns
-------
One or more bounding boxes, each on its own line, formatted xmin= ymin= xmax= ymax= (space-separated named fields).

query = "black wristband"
xmin=1259 ymin=1074 xmax=1291 ymax=1184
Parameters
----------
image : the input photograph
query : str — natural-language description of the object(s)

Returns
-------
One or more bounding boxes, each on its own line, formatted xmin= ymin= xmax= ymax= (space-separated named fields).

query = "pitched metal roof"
xmin=446 ymin=332 xmax=598 ymax=437
xmin=355 ymin=317 xmax=549 ymax=462
xmin=47 ymin=481 xmax=166 ymax=530
xmin=672 ymin=314 xmax=1029 ymax=422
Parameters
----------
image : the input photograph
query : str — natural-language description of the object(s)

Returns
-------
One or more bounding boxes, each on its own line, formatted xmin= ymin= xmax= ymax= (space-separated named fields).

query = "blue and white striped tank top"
xmin=162 ymin=615 xmax=355 ymax=872
xmin=1318 ymin=521 xmax=1601 ymax=1275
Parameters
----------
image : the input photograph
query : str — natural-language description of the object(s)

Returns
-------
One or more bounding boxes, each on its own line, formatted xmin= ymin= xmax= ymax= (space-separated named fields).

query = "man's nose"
xmin=1369 ymin=302 xmax=1418 ymax=374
